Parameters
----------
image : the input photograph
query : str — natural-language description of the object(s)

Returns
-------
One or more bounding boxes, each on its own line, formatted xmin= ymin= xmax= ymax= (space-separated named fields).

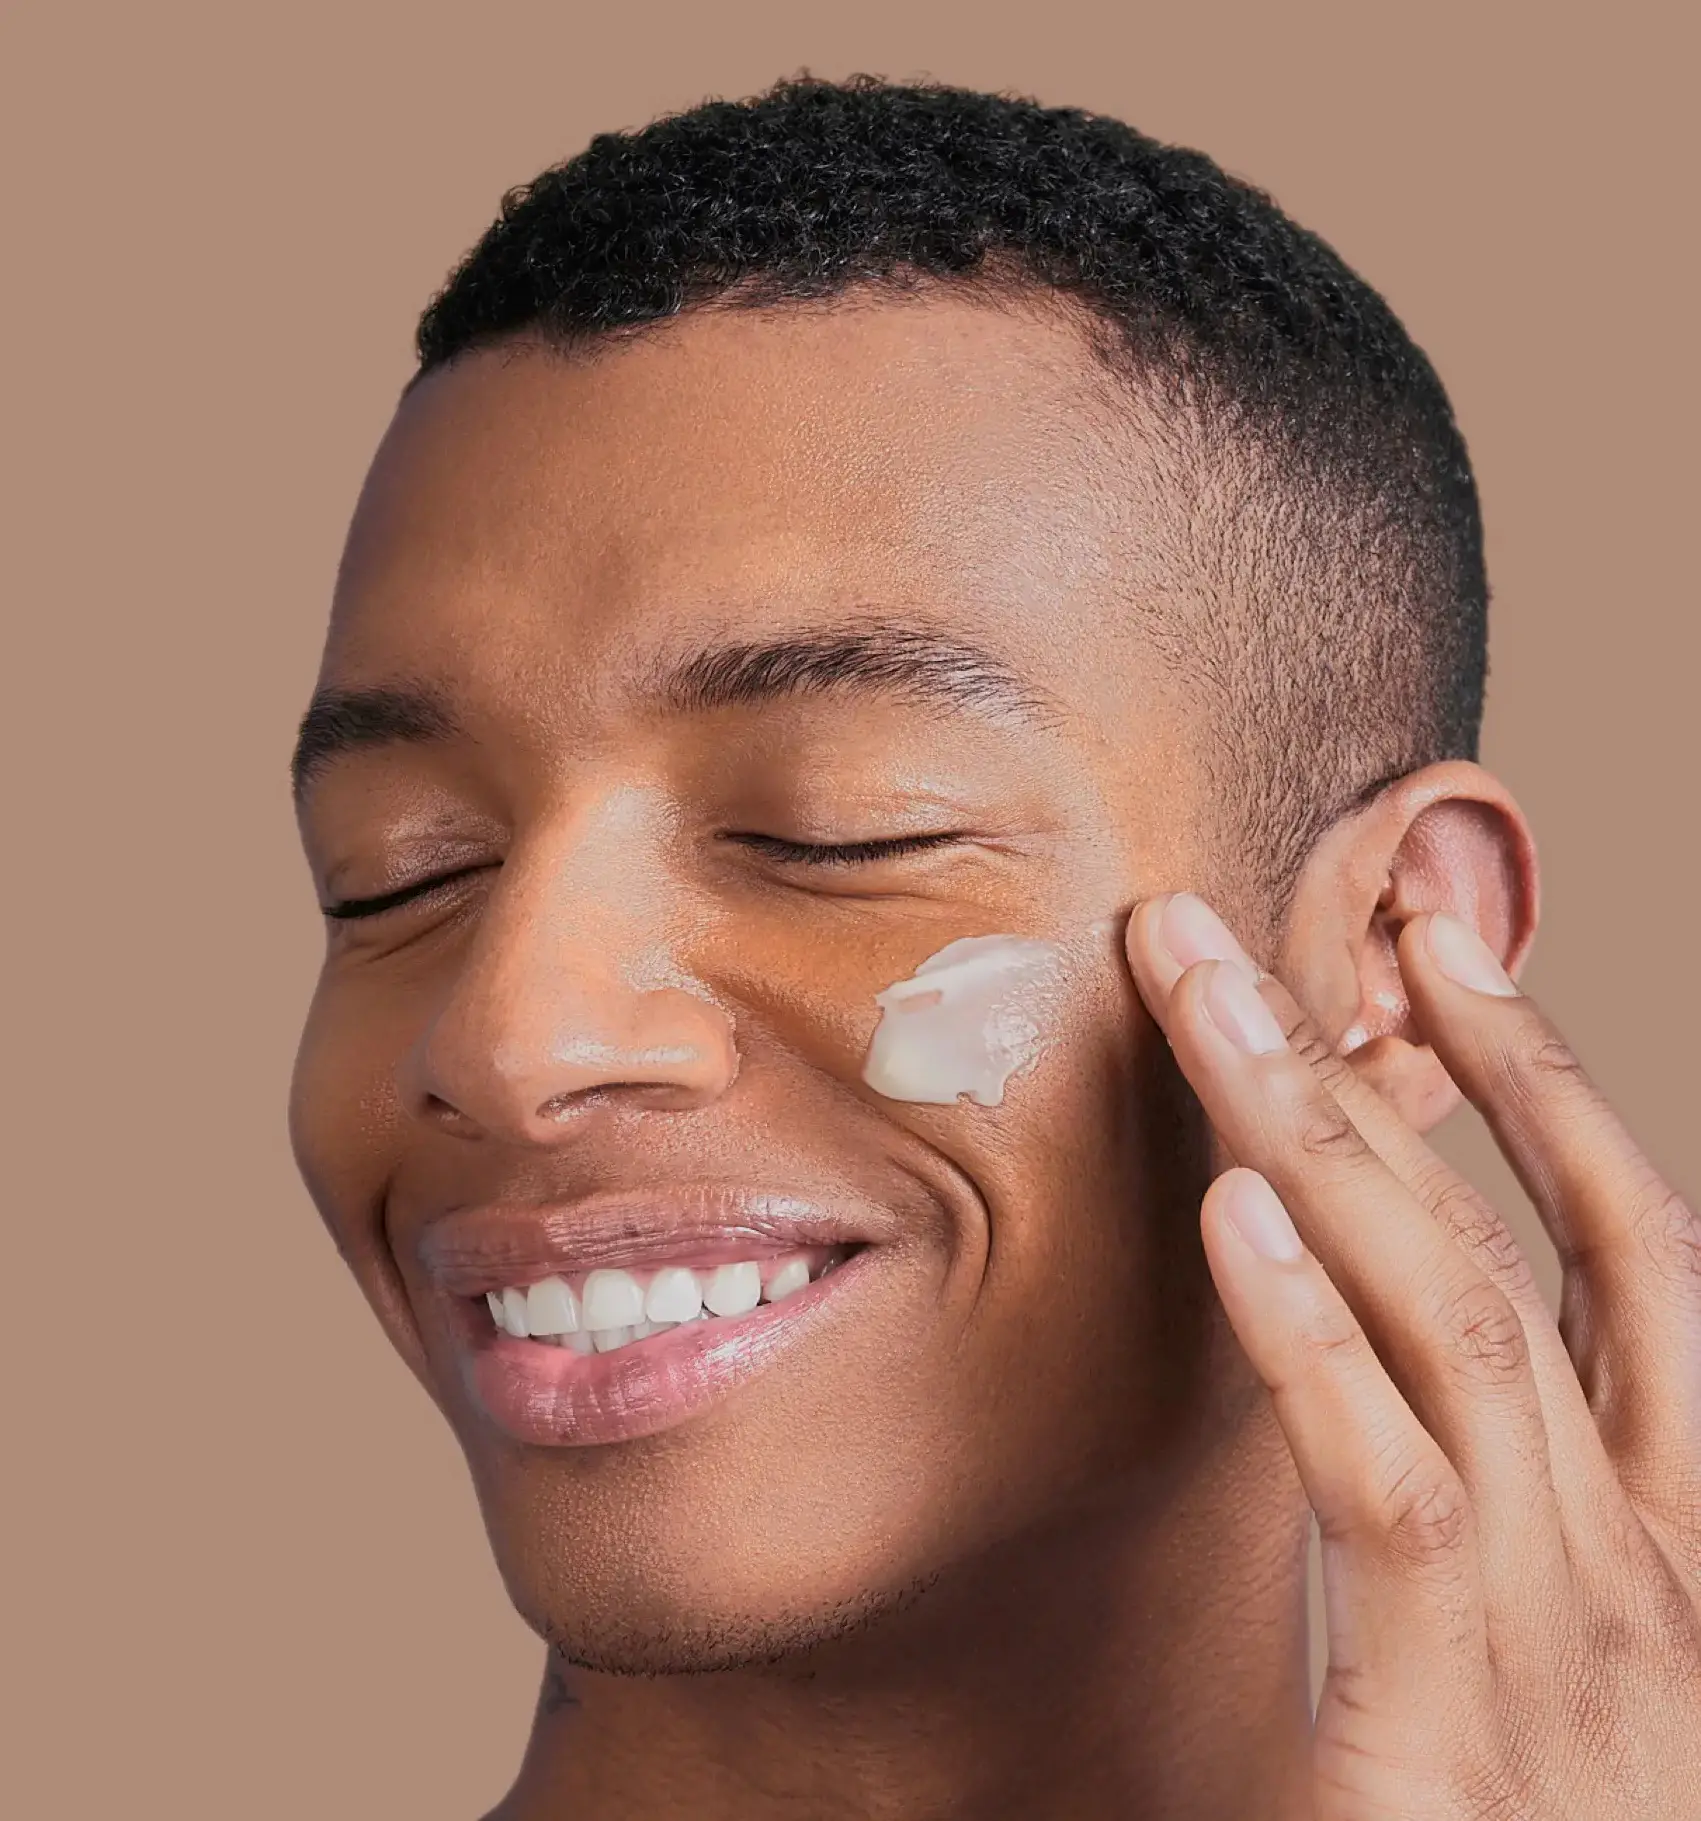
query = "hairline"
xmin=398 ymin=273 xmax=1468 ymax=916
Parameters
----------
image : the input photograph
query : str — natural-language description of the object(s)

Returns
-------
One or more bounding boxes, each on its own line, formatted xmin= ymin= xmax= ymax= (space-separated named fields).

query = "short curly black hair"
xmin=417 ymin=75 xmax=1486 ymax=909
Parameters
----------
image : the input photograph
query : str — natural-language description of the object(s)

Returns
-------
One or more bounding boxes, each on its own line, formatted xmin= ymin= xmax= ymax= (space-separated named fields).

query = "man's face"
xmin=291 ymin=299 xmax=1241 ymax=1671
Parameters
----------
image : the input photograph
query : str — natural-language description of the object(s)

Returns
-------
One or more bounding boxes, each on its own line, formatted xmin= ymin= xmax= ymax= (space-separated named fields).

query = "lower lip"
xmin=457 ymin=1252 xmax=872 ymax=1447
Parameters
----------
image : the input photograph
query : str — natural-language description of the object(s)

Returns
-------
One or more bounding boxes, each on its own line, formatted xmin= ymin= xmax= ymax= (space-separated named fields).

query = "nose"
xmin=400 ymin=855 xmax=737 ymax=1145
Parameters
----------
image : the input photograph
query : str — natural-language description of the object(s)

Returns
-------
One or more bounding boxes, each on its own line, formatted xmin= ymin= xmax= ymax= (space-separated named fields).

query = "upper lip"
xmin=417 ymin=1183 xmax=882 ymax=1295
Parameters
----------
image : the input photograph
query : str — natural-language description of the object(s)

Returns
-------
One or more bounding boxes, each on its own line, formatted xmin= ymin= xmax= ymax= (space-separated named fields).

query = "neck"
xmin=488 ymin=1411 xmax=1316 ymax=1821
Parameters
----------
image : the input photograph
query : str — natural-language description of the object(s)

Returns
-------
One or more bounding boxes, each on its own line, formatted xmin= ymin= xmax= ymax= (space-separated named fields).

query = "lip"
xmin=451 ymin=1248 xmax=873 ymax=1447
xmin=417 ymin=1184 xmax=891 ymax=1447
xmin=419 ymin=1183 xmax=884 ymax=1293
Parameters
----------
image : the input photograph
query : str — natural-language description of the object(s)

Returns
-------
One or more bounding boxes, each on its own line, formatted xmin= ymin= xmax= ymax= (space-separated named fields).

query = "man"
xmin=289 ymin=77 xmax=1699 ymax=1818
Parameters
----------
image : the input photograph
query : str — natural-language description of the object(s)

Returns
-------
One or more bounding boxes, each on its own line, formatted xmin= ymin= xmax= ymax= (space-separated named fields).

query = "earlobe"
xmin=1280 ymin=760 xmax=1539 ymax=1133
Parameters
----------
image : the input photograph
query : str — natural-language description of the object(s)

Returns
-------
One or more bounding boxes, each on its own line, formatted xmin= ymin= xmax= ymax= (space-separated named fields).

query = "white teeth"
xmin=582 ymin=1268 xmax=646 ymax=1330
xmin=762 ymin=1257 xmax=811 ymax=1303
xmin=645 ymin=1266 xmax=703 ymax=1324
xmin=489 ymin=1249 xmax=849 ymax=1345
xmin=526 ymin=1275 xmax=580 ymax=1335
xmin=702 ymin=1260 xmax=762 ymax=1318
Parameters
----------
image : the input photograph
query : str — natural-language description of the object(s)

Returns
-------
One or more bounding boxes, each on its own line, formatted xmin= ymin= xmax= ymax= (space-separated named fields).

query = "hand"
xmin=1124 ymin=893 xmax=1701 ymax=1819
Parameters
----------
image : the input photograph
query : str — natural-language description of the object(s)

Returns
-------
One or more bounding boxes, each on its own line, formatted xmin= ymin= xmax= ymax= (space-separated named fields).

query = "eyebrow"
xmin=654 ymin=622 xmax=1058 ymax=725
xmin=291 ymin=683 xmax=458 ymax=799
xmin=291 ymin=622 xmax=1054 ymax=798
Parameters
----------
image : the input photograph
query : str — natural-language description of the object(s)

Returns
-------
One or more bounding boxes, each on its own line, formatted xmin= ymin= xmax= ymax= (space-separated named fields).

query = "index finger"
xmin=1129 ymin=896 xmax=1540 ymax=1311
xmin=1126 ymin=894 xmax=1603 ymax=1462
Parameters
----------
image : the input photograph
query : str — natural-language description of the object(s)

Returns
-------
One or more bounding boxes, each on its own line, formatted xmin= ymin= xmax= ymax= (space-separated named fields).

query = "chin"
xmin=523 ymin=1571 xmax=946 ymax=1676
xmin=461 ymin=1435 xmax=974 ymax=1678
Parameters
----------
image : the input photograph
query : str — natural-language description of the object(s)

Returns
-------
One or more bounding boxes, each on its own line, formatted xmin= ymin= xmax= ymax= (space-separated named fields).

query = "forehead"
xmin=327 ymin=298 xmax=1178 ymax=728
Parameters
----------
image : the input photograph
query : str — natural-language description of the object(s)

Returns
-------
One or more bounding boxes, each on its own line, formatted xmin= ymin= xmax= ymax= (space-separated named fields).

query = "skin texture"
xmin=1127 ymin=897 xmax=1701 ymax=1817
xmin=291 ymin=299 xmax=1699 ymax=1817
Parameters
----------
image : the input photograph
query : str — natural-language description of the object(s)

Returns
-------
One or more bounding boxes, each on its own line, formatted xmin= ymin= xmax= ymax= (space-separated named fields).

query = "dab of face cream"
xmin=861 ymin=935 xmax=1064 ymax=1107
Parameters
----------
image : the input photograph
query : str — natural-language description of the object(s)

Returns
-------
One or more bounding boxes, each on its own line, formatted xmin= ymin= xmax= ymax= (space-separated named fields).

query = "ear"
xmin=1276 ymin=760 xmax=1540 ymax=1132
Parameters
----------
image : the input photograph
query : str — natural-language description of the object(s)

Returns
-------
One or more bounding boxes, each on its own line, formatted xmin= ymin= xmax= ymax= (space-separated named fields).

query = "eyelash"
xmin=322 ymin=864 xmax=488 ymax=921
xmin=728 ymin=832 xmax=963 ymax=868
xmin=321 ymin=835 xmax=961 ymax=919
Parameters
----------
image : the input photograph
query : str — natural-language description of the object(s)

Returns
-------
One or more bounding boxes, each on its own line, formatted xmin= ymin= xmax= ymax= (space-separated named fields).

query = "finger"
xmin=1401 ymin=912 xmax=1701 ymax=1529
xmin=1133 ymin=895 xmax=1549 ymax=1328
xmin=1129 ymin=893 xmax=1608 ymax=1490
xmin=1201 ymin=1167 xmax=1494 ymax=1706
xmin=1152 ymin=947 xmax=1572 ymax=1597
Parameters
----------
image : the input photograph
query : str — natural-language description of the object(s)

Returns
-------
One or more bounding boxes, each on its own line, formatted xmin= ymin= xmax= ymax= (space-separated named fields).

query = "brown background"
xmin=6 ymin=1 xmax=1695 ymax=1814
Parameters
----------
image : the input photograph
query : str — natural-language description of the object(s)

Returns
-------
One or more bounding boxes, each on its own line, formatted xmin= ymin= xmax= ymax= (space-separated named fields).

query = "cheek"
xmin=861 ymin=933 xmax=1068 ymax=1108
xmin=853 ymin=925 xmax=1167 ymax=1307
xmin=692 ymin=918 xmax=1142 ymax=1178
xmin=288 ymin=977 xmax=410 ymax=1250
xmin=858 ymin=928 xmax=1184 ymax=1486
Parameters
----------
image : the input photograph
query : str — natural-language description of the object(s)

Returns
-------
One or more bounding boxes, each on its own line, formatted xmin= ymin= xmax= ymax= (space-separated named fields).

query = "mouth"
xmin=483 ymin=1243 xmax=854 ymax=1353
xmin=420 ymin=1189 xmax=883 ymax=1447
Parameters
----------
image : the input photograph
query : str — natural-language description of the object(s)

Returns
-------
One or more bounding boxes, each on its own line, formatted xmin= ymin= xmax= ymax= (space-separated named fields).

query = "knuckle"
xmin=1400 ymin=1151 xmax=1465 ymax=1226
xmin=1297 ymin=1300 xmax=1374 ymax=1370
xmin=1406 ymin=1159 xmax=1541 ymax=1304
xmin=1464 ymin=1211 xmax=1542 ymax=1307
xmin=1281 ymin=1006 xmax=1336 ymax=1074
xmin=1632 ymin=1178 xmax=1701 ymax=1300
xmin=1376 ymin=1454 xmax=1475 ymax=1568
xmin=1579 ymin=1564 xmax=1701 ymax=1688
xmin=1510 ymin=1024 xmax=1592 ymax=1099
xmin=1292 ymin=1100 xmax=1364 ymax=1165
xmin=1608 ymin=1491 xmax=1671 ymax=1575
xmin=1312 ymin=1657 xmax=1380 ymax=1732
xmin=1432 ymin=1275 xmax=1531 ymax=1387
xmin=1401 ymin=1146 xmax=1455 ymax=1196
xmin=1571 ymin=1488 xmax=1701 ymax=1662
xmin=1543 ymin=1578 xmax=1701 ymax=1814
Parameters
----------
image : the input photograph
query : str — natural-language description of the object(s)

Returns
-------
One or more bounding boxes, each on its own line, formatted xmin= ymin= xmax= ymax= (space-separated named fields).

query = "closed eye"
xmin=322 ymin=863 xmax=491 ymax=920
xmin=323 ymin=835 xmax=964 ymax=917
xmin=726 ymin=832 xmax=966 ymax=867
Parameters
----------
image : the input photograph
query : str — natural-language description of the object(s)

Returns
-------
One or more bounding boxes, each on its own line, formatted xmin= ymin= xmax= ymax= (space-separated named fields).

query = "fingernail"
xmin=1203 ymin=962 xmax=1289 ymax=1055
xmin=1223 ymin=1170 xmax=1304 ymax=1262
xmin=1160 ymin=893 xmax=1261 ymax=980
xmin=1426 ymin=913 xmax=1518 ymax=997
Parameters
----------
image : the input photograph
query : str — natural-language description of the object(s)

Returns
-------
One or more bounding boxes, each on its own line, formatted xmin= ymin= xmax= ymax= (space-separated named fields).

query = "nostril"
xmin=534 ymin=1079 xmax=708 ymax=1122
xmin=536 ymin=1089 xmax=587 ymax=1124
xmin=402 ymin=976 xmax=739 ymax=1140
xmin=422 ymin=1092 xmax=482 ymax=1134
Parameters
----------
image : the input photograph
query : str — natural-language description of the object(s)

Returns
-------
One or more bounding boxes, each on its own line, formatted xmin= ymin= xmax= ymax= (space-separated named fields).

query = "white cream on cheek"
xmin=860 ymin=934 xmax=1068 ymax=1107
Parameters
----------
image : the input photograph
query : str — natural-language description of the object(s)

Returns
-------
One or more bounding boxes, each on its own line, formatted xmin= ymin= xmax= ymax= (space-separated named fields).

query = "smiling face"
xmin=290 ymin=298 xmax=1249 ymax=1672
